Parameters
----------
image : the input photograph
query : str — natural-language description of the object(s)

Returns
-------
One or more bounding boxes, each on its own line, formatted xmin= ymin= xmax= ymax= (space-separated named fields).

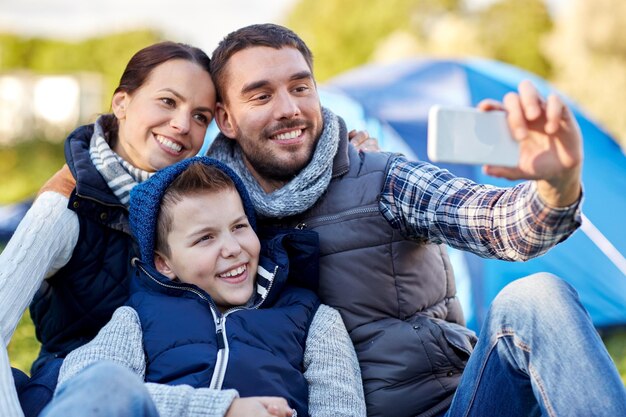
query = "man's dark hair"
xmin=210 ymin=23 xmax=314 ymax=102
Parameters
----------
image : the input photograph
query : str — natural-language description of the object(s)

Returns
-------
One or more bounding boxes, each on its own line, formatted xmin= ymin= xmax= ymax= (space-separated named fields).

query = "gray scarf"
xmin=89 ymin=115 xmax=153 ymax=207
xmin=207 ymin=107 xmax=340 ymax=218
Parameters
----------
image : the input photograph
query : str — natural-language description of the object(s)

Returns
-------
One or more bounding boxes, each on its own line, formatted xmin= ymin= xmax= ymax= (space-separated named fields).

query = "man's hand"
xmin=226 ymin=397 xmax=294 ymax=417
xmin=478 ymin=80 xmax=583 ymax=207
xmin=349 ymin=129 xmax=380 ymax=152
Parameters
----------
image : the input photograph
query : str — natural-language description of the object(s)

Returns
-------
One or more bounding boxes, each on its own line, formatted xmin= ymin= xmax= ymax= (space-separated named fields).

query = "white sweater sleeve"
xmin=58 ymin=306 xmax=239 ymax=417
xmin=0 ymin=191 xmax=78 ymax=417
xmin=0 ymin=343 xmax=24 ymax=417
xmin=304 ymin=304 xmax=366 ymax=417
xmin=0 ymin=191 xmax=79 ymax=342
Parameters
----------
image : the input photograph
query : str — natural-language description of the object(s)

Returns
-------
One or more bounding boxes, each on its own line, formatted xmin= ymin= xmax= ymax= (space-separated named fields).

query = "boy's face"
xmin=155 ymin=189 xmax=260 ymax=311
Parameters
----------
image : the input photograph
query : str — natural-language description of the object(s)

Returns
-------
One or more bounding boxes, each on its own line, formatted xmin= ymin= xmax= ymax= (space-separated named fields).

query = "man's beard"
xmin=239 ymin=120 xmax=321 ymax=183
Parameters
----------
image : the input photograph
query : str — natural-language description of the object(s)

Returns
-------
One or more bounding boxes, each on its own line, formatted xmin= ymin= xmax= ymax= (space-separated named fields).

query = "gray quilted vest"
xmin=264 ymin=133 xmax=477 ymax=417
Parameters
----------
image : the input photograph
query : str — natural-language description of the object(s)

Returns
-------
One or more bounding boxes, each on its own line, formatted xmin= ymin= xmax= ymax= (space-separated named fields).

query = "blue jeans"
xmin=440 ymin=273 xmax=626 ymax=417
xmin=39 ymin=362 xmax=158 ymax=417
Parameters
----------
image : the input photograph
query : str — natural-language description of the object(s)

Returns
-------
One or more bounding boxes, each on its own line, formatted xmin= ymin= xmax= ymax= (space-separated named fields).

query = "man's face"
xmin=216 ymin=46 xmax=324 ymax=190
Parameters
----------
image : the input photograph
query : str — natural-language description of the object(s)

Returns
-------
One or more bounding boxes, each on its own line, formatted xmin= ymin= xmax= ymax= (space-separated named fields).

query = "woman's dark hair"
xmin=103 ymin=41 xmax=211 ymax=142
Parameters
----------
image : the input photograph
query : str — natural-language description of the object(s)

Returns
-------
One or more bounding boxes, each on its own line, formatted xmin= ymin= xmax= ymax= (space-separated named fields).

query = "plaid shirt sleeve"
xmin=379 ymin=156 xmax=582 ymax=261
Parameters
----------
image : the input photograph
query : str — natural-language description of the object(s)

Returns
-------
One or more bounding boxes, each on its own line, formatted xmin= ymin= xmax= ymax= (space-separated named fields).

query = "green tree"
xmin=0 ymin=139 xmax=65 ymax=204
xmin=286 ymin=0 xmax=460 ymax=81
xmin=545 ymin=0 xmax=626 ymax=148
xmin=0 ymin=33 xmax=26 ymax=68
xmin=0 ymin=29 xmax=162 ymax=110
xmin=477 ymin=0 xmax=553 ymax=77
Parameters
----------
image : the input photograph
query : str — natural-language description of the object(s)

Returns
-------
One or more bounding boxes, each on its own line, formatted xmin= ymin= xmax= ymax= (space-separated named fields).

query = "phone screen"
xmin=427 ymin=106 xmax=520 ymax=167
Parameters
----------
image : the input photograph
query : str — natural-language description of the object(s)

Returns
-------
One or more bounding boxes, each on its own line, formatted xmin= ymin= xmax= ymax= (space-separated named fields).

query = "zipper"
xmin=137 ymin=262 xmax=212 ymax=302
xmin=136 ymin=261 xmax=279 ymax=390
xmin=209 ymin=312 xmax=229 ymax=389
xmin=208 ymin=264 xmax=279 ymax=388
xmin=136 ymin=262 xmax=227 ymax=388
xmin=295 ymin=206 xmax=378 ymax=229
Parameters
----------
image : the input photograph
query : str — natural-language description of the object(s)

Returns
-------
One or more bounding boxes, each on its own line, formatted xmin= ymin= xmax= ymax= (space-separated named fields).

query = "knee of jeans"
xmin=491 ymin=273 xmax=580 ymax=318
xmin=74 ymin=361 xmax=139 ymax=388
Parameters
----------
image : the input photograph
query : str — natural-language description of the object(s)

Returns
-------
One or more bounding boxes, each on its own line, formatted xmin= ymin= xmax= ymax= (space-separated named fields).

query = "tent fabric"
xmin=323 ymin=57 xmax=626 ymax=331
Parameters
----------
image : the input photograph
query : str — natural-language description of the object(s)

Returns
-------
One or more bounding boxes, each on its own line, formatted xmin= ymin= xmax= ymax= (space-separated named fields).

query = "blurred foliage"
xmin=0 ymin=29 xmax=163 ymax=110
xmin=545 ymin=0 xmax=626 ymax=147
xmin=286 ymin=0 xmax=553 ymax=80
xmin=286 ymin=0 xmax=460 ymax=81
xmin=603 ymin=330 xmax=626 ymax=385
xmin=0 ymin=139 xmax=65 ymax=204
xmin=477 ymin=0 xmax=553 ymax=78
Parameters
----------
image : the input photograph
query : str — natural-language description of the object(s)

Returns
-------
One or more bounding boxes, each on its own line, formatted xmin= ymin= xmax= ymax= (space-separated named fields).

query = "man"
xmin=207 ymin=24 xmax=625 ymax=417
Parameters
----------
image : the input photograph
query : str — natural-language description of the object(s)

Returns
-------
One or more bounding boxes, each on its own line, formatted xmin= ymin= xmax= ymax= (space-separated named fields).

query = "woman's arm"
xmin=0 ymin=191 xmax=78 ymax=417
xmin=0 ymin=343 xmax=24 ymax=417
xmin=304 ymin=304 xmax=366 ymax=417
xmin=0 ymin=191 xmax=79 ymax=342
xmin=0 ymin=165 xmax=79 ymax=417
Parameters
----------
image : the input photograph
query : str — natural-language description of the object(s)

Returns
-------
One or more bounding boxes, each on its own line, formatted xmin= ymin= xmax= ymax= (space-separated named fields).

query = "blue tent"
xmin=322 ymin=57 xmax=626 ymax=331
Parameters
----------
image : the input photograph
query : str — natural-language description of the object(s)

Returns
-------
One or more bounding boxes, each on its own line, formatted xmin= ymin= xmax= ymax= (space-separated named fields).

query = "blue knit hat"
xmin=129 ymin=156 xmax=257 ymax=266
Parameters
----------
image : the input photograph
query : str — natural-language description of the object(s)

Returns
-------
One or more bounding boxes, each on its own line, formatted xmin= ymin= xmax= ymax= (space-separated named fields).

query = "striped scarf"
xmin=89 ymin=115 xmax=153 ymax=207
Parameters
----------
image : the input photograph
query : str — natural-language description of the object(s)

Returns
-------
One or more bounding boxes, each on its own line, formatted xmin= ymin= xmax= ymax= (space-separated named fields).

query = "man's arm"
xmin=304 ymin=304 xmax=366 ymax=417
xmin=379 ymin=158 xmax=581 ymax=261
xmin=58 ymin=307 xmax=239 ymax=417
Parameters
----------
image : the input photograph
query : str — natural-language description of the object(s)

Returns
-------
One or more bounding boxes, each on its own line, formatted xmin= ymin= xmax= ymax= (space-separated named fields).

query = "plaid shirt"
xmin=379 ymin=157 xmax=582 ymax=261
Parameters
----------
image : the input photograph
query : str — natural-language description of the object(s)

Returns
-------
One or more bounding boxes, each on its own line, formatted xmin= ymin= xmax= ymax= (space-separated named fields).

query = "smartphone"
xmin=427 ymin=105 xmax=520 ymax=167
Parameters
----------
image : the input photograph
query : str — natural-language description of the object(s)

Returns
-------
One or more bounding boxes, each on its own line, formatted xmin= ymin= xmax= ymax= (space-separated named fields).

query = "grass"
xmin=7 ymin=311 xmax=40 ymax=373
xmin=602 ymin=329 xmax=626 ymax=385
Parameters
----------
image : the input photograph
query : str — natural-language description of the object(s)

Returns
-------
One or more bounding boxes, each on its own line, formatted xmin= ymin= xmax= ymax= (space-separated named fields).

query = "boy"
xmin=45 ymin=157 xmax=365 ymax=417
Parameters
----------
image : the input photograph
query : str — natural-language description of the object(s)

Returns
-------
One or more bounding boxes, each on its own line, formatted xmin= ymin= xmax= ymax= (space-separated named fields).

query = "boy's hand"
xmin=226 ymin=397 xmax=294 ymax=417
xmin=349 ymin=129 xmax=380 ymax=152
xmin=257 ymin=397 xmax=295 ymax=416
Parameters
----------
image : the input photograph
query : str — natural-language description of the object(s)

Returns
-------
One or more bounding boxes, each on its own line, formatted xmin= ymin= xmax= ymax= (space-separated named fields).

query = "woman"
xmin=0 ymin=41 xmax=216 ymax=417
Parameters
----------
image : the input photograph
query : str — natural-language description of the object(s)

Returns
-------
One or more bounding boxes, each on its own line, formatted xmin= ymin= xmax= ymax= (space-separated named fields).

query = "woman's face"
xmin=112 ymin=59 xmax=216 ymax=172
